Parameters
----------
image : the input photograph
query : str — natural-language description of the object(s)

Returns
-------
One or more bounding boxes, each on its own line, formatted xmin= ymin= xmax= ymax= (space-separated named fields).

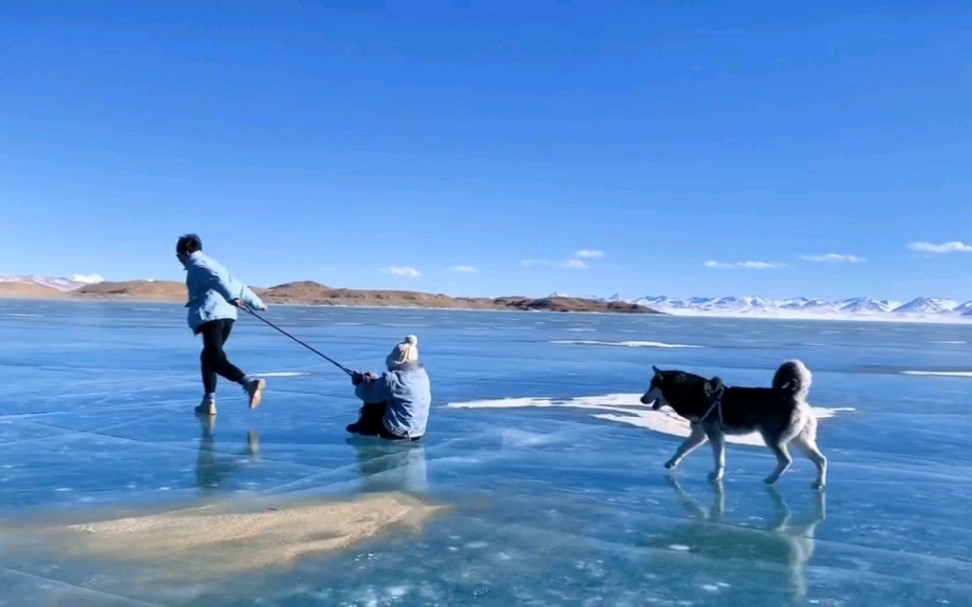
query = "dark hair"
xmin=176 ymin=233 xmax=203 ymax=256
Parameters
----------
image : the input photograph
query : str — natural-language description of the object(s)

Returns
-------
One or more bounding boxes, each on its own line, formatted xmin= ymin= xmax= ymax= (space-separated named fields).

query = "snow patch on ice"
xmin=550 ymin=340 xmax=702 ymax=349
xmin=255 ymin=372 xmax=308 ymax=378
xmin=446 ymin=393 xmax=854 ymax=446
xmin=902 ymin=370 xmax=972 ymax=378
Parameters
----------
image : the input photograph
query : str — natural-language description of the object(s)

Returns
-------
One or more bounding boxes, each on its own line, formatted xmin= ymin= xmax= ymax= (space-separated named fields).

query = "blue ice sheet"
xmin=0 ymin=300 xmax=970 ymax=605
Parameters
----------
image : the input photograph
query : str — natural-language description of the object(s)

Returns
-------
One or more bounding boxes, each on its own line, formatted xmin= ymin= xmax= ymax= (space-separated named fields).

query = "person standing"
xmin=176 ymin=233 xmax=267 ymax=415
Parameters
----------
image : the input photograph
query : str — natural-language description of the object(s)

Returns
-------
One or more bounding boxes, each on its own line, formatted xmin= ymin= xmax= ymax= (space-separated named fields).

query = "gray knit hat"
xmin=386 ymin=335 xmax=419 ymax=369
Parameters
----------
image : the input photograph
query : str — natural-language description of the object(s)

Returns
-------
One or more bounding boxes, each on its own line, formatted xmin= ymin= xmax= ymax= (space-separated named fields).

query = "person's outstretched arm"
xmin=353 ymin=372 xmax=393 ymax=403
xmin=238 ymin=284 xmax=267 ymax=311
xmin=190 ymin=262 xmax=266 ymax=311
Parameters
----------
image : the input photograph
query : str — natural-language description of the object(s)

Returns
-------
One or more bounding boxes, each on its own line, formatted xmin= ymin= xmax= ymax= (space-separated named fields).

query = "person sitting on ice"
xmin=347 ymin=335 xmax=430 ymax=442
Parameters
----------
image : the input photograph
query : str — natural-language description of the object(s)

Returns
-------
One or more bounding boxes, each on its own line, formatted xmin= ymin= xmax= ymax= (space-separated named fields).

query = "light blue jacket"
xmin=183 ymin=251 xmax=266 ymax=333
xmin=354 ymin=362 xmax=431 ymax=439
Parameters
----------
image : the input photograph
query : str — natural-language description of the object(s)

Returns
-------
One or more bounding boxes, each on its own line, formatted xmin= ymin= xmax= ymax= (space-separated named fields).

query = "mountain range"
xmin=0 ymin=274 xmax=105 ymax=292
xmin=598 ymin=294 xmax=972 ymax=320
xmin=0 ymin=275 xmax=655 ymax=314
xmin=3 ymin=274 xmax=971 ymax=321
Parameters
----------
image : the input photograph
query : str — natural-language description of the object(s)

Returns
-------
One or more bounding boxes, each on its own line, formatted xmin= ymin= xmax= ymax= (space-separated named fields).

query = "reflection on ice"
xmin=194 ymin=416 xmax=260 ymax=490
xmin=659 ymin=477 xmax=825 ymax=602
xmin=348 ymin=438 xmax=429 ymax=494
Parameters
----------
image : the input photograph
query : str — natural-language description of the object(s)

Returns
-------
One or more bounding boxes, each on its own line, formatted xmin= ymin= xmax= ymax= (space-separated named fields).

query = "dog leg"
xmin=706 ymin=428 xmax=726 ymax=482
xmin=665 ymin=423 xmax=708 ymax=470
xmin=792 ymin=423 xmax=828 ymax=490
xmin=762 ymin=437 xmax=793 ymax=485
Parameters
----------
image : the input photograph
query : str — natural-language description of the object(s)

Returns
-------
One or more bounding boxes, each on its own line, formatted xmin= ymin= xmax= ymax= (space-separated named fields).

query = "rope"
xmin=243 ymin=306 xmax=354 ymax=376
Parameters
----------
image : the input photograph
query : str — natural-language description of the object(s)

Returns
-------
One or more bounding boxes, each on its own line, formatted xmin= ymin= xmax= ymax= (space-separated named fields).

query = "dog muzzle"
xmin=640 ymin=387 xmax=665 ymax=409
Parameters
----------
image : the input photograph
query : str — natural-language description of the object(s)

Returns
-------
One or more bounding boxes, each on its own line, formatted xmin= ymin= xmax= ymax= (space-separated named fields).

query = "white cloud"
xmin=800 ymin=253 xmax=865 ymax=263
xmin=451 ymin=265 xmax=478 ymax=273
xmin=387 ymin=266 xmax=421 ymax=278
xmin=704 ymin=260 xmax=786 ymax=269
xmin=575 ymin=250 xmax=605 ymax=259
xmin=523 ymin=258 xmax=588 ymax=270
xmin=908 ymin=241 xmax=972 ymax=254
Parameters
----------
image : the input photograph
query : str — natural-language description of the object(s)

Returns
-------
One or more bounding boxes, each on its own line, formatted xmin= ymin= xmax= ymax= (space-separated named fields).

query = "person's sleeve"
xmin=239 ymin=285 xmax=267 ymax=311
xmin=354 ymin=374 xmax=393 ymax=402
xmin=188 ymin=263 xmax=238 ymax=303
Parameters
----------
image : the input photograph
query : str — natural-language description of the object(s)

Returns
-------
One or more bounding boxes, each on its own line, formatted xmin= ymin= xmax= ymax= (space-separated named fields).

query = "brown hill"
xmin=259 ymin=281 xmax=331 ymax=302
xmin=494 ymin=296 xmax=654 ymax=313
xmin=50 ymin=279 xmax=663 ymax=314
xmin=0 ymin=282 xmax=67 ymax=299
xmin=73 ymin=280 xmax=188 ymax=302
xmin=260 ymin=283 xmax=497 ymax=309
xmin=256 ymin=284 xmax=660 ymax=313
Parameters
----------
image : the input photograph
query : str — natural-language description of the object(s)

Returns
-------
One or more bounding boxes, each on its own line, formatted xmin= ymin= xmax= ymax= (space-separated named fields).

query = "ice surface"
xmin=1 ymin=299 xmax=972 ymax=606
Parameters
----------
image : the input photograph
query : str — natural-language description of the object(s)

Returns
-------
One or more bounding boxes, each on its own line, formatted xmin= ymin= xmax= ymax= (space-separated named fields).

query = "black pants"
xmin=348 ymin=401 xmax=421 ymax=442
xmin=197 ymin=319 xmax=246 ymax=394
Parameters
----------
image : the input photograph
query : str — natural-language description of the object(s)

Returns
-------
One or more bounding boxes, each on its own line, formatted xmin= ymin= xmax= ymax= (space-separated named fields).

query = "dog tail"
xmin=772 ymin=359 xmax=812 ymax=400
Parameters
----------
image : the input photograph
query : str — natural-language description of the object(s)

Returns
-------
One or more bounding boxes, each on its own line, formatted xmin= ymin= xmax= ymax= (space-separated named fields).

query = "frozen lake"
xmin=0 ymin=299 xmax=970 ymax=606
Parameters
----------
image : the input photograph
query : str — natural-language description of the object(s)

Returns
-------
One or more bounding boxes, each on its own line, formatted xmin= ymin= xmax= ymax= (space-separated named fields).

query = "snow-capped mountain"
xmin=890 ymin=297 xmax=958 ymax=315
xmin=837 ymin=297 xmax=898 ymax=315
xmin=606 ymin=293 xmax=972 ymax=322
xmin=952 ymin=301 xmax=972 ymax=316
xmin=800 ymin=299 xmax=841 ymax=313
xmin=0 ymin=274 xmax=104 ymax=292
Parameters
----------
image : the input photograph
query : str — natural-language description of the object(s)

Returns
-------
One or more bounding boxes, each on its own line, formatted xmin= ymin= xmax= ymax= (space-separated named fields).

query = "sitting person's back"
xmin=347 ymin=335 xmax=431 ymax=441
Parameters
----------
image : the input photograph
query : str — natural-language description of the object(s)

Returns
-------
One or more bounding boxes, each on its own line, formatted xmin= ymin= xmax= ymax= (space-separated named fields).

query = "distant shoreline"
xmin=2 ymin=295 xmax=972 ymax=325
xmin=0 ymin=279 xmax=663 ymax=316
xmin=0 ymin=293 xmax=659 ymax=317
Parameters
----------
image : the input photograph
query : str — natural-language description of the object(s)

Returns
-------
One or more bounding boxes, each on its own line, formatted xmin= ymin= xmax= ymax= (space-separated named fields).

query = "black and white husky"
xmin=640 ymin=360 xmax=828 ymax=489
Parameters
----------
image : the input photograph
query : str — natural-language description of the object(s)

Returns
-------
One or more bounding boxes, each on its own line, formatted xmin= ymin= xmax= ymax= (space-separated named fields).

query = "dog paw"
xmin=707 ymin=471 xmax=723 ymax=482
xmin=811 ymin=480 xmax=825 ymax=490
xmin=664 ymin=459 xmax=678 ymax=469
xmin=764 ymin=475 xmax=780 ymax=485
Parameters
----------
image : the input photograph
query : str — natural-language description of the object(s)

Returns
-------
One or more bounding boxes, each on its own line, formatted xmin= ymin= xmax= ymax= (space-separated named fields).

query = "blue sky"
xmin=2 ymin=1 xmax=971 ymax=301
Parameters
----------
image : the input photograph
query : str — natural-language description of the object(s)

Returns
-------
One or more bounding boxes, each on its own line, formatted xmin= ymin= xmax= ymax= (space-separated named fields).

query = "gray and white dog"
xmin=640 ymin=360 xmax=828 ymax=489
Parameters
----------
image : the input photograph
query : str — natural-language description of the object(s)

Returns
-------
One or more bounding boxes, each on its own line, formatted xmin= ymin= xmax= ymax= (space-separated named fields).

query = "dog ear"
xmin=652 ymin=365 xmax=661 ymax=375
xmin=704 ymin=376 xmax=725 ymax=398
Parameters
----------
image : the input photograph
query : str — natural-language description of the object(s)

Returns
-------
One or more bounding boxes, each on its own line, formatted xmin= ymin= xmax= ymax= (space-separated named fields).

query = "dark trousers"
xmin=197 ymin=319 xmax=246 ymax=394
xmin=348 ymin=401 xmax=420 ymax=442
